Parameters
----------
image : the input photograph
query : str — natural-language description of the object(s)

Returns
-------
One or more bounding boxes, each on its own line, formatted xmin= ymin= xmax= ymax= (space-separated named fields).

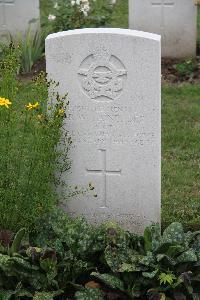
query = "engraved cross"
xmin=86 ymin=149 xmax=121 ymax=209
xmin=0 ymin=0 xmax=15 ymax=27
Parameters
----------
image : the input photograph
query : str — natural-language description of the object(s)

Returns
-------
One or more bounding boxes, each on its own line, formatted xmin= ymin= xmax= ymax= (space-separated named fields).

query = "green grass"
xmin=162 ymin=85 xmax=200 ymax=228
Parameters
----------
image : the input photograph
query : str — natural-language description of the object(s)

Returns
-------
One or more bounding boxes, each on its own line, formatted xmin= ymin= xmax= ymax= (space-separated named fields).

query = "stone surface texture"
xmin=0 ymin=0 xmax=40 ymax=40
xmin=46 ymin=28 xmax=161 ymax=233
xmin=129 ymin=0 xmax=197 ymax=58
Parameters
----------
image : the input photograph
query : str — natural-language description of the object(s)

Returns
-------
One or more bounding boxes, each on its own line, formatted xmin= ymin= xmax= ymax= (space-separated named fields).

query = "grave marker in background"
xmin=46 ymin=28 xmax=161 ymax=233
xmin=129 ymin=0 xmax=197 ymax=58
xmin=0 ymin=0 xmax=40 ymax=41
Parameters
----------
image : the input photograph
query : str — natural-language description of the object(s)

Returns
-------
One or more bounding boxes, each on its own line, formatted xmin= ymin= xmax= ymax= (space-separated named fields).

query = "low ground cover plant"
xmin=0 ymin=209 xmax=199 ymax=299
xmin=174 ymin=59 xmax=198 ymax=80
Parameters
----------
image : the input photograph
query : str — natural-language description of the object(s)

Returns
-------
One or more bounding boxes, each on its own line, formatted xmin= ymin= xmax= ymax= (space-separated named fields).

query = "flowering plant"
xmin=44 ymin=0 xmax=116 ymax=34
xmin=0 ymin=44 xmax=70 ymax=233
xmin=0 ymin=97 xmax=12 ymax=108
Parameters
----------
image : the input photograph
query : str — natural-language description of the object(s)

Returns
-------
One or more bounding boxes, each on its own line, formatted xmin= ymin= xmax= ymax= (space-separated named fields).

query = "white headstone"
xmin=129 ymin=0 xmax=197 ymax=58
xmin=0 ymin=0 xmax=40 ymax=41
xmin=46 ymin=28 xmax=161 ymax=233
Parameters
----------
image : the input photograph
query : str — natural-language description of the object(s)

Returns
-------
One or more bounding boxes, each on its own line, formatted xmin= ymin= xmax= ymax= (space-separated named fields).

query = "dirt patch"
xmin=162 ymin=57 xmax=200 ymax=84
xmin=18 ymin=57 xmax=46 ymax=82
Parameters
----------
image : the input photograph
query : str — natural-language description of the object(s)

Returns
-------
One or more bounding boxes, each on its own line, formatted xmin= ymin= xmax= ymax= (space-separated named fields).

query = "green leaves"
xmin=142 ymin=269 xmax=159 ymax=279
xmin=0 ymin=53 xmax=70 ymax=233
xmin=144 ymin=223 xmax=161 ymax=252
xmin=144 ymin=226 xmax=153 ymax=252
xmin=162 ymin=223 xmax=185 ymax=245
xmin=174 ymin=59 xmax=197 ymax=79
xmin=158 ymin=272 xmax=177 ymax=286
xmin=17 ymin=28 xmax=44 ymax=74
xmin=176 ymin=249 xmax=198 ymax=263
xmin=101 ymin=222 xmax=200 ymax=298
xmin=91 ymin=272 xmax=125 ymax=292
xmin=9 ymin=228 xmax=26 ymax=255
xmin=40 ymin=257 xmax=57 ymax=283
xmin=33 ymin=291 xmax=63 ymax=300
xmin=0 ymin=253 xmax=10 ymax=273
xmin=75 ymin=287 xmax=104 ymax=300
xmin=0 ymin=290 xmax=14 ymax=300
xmin=0 ymin=219 xmax=200 ymax=299
xmin=0 ymin=289 xmax=33 ymax=300
xmin=45 ymin=0 xmax=112 ymax=36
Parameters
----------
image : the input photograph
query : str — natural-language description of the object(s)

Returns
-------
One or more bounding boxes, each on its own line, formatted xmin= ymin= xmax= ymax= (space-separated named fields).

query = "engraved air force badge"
xmin=78 ymin=48 xmax=127 ymax=101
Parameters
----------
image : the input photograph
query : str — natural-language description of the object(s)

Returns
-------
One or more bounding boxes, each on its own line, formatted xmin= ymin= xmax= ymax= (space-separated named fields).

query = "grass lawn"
xmin=37 ymin=0 xmax=200 ymax=229
xmin=162 ymin=85 xmax=200 ymax=228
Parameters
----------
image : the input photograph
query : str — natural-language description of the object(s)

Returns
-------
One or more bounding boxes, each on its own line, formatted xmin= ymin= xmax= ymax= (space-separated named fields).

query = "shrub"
xmin=0 ymin=44 xmax=70 ymax=233
xmin=43 ymin=0 xmax=116 ymax=34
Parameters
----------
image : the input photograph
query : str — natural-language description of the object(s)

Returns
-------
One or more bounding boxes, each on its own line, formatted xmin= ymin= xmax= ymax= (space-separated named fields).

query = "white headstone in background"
xmin=46 ymin=28 xmax=161 ymax=233
xmin=129 ymin=0 xmax=197 ymax=58
xmin=0 ymin=0 xmax=40 ymax=41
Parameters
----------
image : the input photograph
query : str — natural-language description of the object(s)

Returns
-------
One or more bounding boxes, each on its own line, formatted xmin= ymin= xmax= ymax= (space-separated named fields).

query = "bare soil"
xmin=162 ymin=57 xmax=200 ymax=84
xmin=18 ymin=57 xmax=46 ymax=81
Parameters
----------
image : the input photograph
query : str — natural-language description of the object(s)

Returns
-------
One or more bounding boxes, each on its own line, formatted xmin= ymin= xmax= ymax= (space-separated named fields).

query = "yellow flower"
xmin=26 ymin=102 xmax=39 ymax=110
xmin=58 ymin=108 xmax=65 ymax=116
xmin=0 ymin=97 xmax=12 ymax=108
